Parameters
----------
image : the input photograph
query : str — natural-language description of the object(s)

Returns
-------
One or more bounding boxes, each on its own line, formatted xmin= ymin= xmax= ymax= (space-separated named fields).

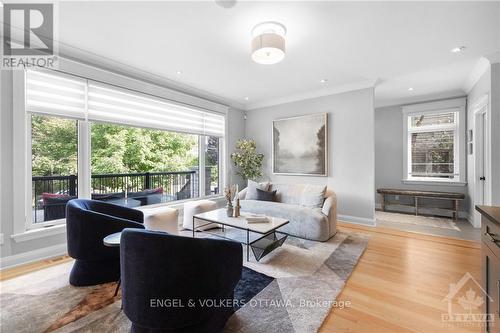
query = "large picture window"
xmin=23 ymin=69 xmax=225 ymax=229
xmin=402 ymin=98 xmax=466 ymax=184
xmin=31 ymin=114 xmax=78 ymax=224
xmin=205 ymin=136 xmax=220 ymax=196
xmin=90 ymin=122 xmax=200 ymax=206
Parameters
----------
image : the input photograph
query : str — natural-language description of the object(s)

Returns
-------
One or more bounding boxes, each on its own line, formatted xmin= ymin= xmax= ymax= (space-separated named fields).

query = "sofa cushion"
xmin=246 ymin=180 xmax=270 ymax=200
xmin=270 ymin=183 xmax=326 ymax=208
xmin=240 ymin=200 xmax=329 ymax=241
xmin=301 ymin=184 xmax=327 ymax=208
xmin=255 ymin=188 xmax=276 ymax=202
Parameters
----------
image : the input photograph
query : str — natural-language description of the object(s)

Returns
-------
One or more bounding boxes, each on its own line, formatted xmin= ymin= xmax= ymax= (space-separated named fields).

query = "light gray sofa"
xmin=237 ymin=183 xmax=337 ymax=242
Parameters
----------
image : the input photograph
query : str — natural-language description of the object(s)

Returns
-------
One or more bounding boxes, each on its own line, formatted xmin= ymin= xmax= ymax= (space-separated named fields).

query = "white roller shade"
xmin=25 ymin=70 xmax=225 ymax=137
xmin=26 ymin=70 xmax=87 ymax=119
xmin=87 ymin=82 xmax=225 ymax=137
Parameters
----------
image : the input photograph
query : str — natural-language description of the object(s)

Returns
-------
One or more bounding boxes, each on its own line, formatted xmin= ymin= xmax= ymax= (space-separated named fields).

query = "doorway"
xmin=473 ymin=95 xmax=491 ymax=227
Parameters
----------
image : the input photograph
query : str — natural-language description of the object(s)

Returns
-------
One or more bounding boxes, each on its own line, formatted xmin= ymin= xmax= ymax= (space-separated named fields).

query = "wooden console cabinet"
xmin=477 ymin=205 xmax=500 ymax=333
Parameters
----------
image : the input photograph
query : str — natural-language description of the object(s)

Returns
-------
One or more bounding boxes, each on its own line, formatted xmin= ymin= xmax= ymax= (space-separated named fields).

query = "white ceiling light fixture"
xmin=320 ymin=79 xmax=328 ymax=83
xmin=451 ymin=46 xmax=466 ymax=53
xmin=251 ymin=21 xmax=286 ymax=65
xmin=408 ymin=87 xmax=414 ymax=91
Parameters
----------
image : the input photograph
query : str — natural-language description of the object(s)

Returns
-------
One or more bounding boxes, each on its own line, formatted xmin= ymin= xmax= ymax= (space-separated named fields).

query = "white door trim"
xmin=472 ymin=94 xmax=491 ymax=227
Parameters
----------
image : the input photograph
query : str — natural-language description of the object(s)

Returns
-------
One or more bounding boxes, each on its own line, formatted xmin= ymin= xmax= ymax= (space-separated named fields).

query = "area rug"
xmin=0 ymin=231 xmax=368 ymax=333
xmin=376 ymin=211 xmax=460 ymax=231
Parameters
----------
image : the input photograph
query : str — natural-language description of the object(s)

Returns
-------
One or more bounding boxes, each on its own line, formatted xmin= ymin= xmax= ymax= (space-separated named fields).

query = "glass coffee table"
xmin=193 ymin=209 xmax=289 ymax=262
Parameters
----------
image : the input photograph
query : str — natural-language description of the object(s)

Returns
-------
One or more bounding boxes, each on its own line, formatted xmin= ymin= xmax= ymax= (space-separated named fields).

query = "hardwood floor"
xmin=0 ymin=255 xmax=71 ymax=281
xmin=0 ymin=223 xmax=481 ymax=332
xmin=320 ymin=222 xmax=481 ymax=333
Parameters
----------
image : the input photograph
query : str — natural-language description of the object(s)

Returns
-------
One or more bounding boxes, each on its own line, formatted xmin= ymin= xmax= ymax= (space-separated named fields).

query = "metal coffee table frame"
xmin=192 ymin=214 xmax=289 ymax=262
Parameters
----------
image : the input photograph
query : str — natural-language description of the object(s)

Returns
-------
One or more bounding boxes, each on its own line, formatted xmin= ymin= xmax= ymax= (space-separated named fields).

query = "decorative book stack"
xmin=245 ymin=214 xmax=269 ymax=223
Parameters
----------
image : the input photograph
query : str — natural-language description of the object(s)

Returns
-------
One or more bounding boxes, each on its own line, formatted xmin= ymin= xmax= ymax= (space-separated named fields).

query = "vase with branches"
xmin=224 ymin=184 xmax=237 ymax=217
xmin=230 ymin=139 xmax=264 ymax=181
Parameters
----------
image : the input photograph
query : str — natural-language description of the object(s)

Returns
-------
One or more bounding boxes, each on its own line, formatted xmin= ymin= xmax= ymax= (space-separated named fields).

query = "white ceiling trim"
xmin=374 ymin=90 xmax=466 ymax=109
xmin=54 ymin=41 xmax=247 ymax=111
xmin=463 ymin=57 xmax=490 ymax=93
xmin=245 ymin=78 xmax=378 ymax=111
xmin=486 ymin=51 xmax=500 ymax=64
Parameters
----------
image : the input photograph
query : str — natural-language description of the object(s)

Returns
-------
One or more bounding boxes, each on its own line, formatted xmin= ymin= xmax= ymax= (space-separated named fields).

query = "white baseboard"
xmin=467 ymin=213 xmax=481 ymax=228
xmin=0 ymin=243 xmax=67 ymax=270
xmin=338 ymin=214 xmax=376 ymax=226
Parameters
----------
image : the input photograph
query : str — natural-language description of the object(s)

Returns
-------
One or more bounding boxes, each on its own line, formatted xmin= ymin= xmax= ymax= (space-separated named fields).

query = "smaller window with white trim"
xmin=401 ymin=96 xmax=469 ymax=186
xmin=407 ymin=111 xmax=458 ymax=180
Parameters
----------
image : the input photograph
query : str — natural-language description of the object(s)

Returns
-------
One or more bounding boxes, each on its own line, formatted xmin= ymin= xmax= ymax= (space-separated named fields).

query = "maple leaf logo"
xmin=458 ymin=288 xmax=484 ymax=313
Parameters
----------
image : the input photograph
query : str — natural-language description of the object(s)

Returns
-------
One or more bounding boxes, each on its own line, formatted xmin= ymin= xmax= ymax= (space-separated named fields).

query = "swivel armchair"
xmin=120 ymin=228 xmax=243 ymax=333
xmin=66 ymin=199 xmax=144 ymax=286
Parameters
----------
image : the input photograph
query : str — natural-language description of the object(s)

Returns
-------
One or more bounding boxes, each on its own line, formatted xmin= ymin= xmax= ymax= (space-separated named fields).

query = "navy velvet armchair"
xmin=66 ymin=199 xmax=144 ymax=286
xmin=120 ymin=228 xmax=243 ymax=333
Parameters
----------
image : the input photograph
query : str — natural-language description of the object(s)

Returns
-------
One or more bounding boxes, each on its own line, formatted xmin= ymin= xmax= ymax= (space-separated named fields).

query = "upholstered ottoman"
xmin=182 ymin=200 xmax=218 ymax=231
xmin=141 ymin=206 xmax=179 ymax=233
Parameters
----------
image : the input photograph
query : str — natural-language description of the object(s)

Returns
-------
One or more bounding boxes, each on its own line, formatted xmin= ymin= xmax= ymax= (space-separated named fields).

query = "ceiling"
xmin=48 ymin=1 xmax=500 ymax=109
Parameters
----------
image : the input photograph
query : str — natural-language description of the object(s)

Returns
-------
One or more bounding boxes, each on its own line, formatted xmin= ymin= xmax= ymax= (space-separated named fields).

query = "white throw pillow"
xmin=300 ymin=184 xmax=327 ymax=208
xmin=246 ymin=180 xmax=270 ymax=200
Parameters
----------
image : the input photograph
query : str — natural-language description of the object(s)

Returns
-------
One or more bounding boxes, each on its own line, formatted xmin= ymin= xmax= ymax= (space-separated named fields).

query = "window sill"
xmin=11 ymin=196 xmax=224 ymax=243
xmin=11 ymin=224 xmax=66 ymax=243
xmin=402 ymin=179 xmax=467 ymax=187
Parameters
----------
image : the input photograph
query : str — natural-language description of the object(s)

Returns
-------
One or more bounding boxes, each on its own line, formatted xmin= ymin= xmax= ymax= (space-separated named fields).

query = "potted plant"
xmin=230 ymin=139 xmax=264 ymax=181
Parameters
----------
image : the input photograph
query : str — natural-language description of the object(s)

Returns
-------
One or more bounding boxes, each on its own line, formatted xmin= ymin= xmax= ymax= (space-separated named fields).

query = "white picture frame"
xmin=272 ymin=113 xmax=328 ymax=176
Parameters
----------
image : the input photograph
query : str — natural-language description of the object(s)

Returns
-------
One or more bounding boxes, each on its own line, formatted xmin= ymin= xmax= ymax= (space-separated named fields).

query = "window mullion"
xmin=78 ymin=120 xmax=91 ymax=199
xmin=199 ymin=136 xmax=206 ymax=197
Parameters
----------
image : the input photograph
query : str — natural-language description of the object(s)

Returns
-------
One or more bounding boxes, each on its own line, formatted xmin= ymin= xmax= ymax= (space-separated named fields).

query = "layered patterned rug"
xmin=376 ymin=211 xmax=460 ymax=231
xmin=0 ymin=231 xmax=368 ymax=333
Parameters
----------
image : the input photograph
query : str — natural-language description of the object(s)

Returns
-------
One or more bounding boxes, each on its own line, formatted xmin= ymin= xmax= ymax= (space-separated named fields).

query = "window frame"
xmin=402 ymin=98 xmax=467 ymax=186
xmin=14 ymin=69 xmax=226 ymax=233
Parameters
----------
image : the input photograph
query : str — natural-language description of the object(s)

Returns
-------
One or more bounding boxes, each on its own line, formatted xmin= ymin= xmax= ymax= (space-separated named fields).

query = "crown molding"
xmin=56 ymin=44 xmax=247 ymax=111
xmin=463 ymin=57 xmax=491 ymax=93
xmin=375 ymin=90 xmax=466 ymax=109
xmin=245 ymin=78 xmax=378 ymax=111
xmin=485 ymin=51 xmax=500 ymax=65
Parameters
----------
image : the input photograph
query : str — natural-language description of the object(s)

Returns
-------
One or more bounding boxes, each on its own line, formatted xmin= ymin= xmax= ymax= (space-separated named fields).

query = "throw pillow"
xmin=255 ymin=188 xmax=276 ymax=202
xmin=300 ymin=184 xmax=327 ymax=208
xmin=246 ymin=180 xmax=270 ymax=200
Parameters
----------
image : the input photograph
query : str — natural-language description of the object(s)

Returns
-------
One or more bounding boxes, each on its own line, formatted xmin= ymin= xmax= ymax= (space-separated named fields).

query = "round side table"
xmin=103 ymin=232 xmax=122 ymax=297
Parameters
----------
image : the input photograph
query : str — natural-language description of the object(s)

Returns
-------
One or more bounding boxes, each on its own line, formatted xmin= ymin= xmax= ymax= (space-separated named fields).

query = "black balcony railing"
xmin=32 ymin=168 xmax=218 ymax=223
xmin=90 ymin=171 xmax=198 ymax=199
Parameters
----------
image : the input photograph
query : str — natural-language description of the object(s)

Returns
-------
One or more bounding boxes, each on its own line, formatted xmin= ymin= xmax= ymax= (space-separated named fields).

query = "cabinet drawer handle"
xmin=484 ymin=232 xmax=500 ymax=247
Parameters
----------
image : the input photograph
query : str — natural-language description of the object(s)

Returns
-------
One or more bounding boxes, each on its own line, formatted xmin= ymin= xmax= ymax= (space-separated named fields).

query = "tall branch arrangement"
xmin=230 ymin=139 xmax=264 ymax=180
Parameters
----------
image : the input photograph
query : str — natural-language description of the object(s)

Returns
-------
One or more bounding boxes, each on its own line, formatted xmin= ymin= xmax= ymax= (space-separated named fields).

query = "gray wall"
xmin=375 ymin=103 xmax=469 ymax=214
xmin=467 ymin=66 xmax=491 ymax=224
xmin=466 ymin=62 xmax=500 ymax=225
xmin=490 ymin=63 xmax=500 ymax=205
xmin=226 ymin=107 xmax=246 ymax=190
xmin=245 ymin=88 xmax=376 ymax=225
xmin=0 ymin=68 xmax=245 ymax=265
